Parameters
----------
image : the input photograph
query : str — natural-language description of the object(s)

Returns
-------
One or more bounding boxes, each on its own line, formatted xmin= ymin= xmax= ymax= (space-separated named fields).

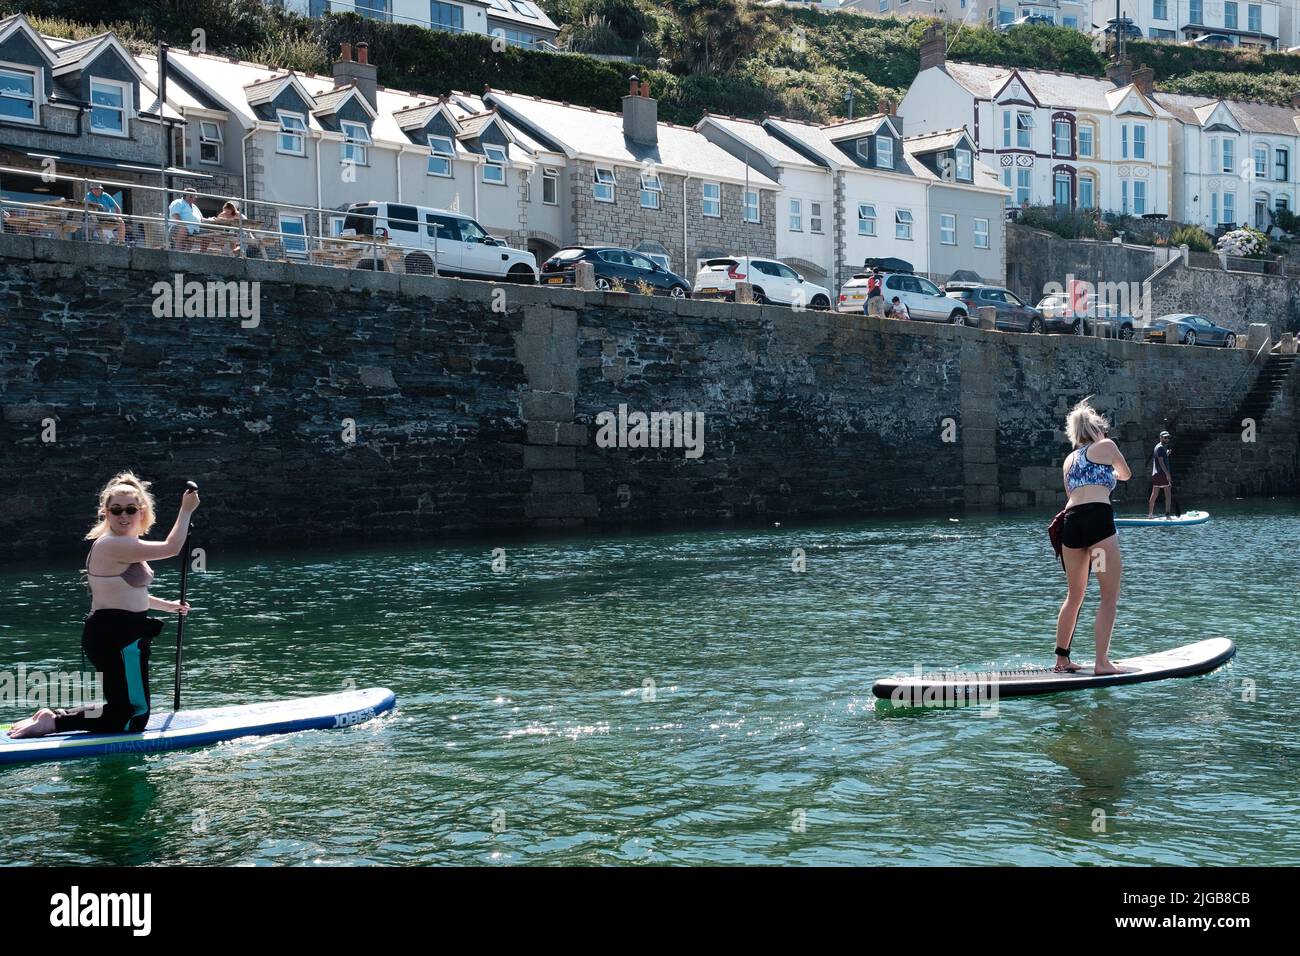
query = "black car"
xmin=540 ymin=246 xmax=691 ymax=297
xmin=1144 ymin=313 xmax=1237 ymax=347
xmin=944 ymin=282 xmax=1045 ymax=333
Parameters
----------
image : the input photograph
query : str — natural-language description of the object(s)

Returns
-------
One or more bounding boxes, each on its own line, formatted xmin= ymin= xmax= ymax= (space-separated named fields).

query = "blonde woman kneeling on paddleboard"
xmin=6 ymin=472 xmax=198 ymax=739
xmin=1053 ymin=400 xmax=1131 ymax=676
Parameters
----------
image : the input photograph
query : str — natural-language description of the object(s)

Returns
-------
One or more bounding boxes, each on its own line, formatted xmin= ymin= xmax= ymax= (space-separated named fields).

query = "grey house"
xmin=904 ymin=128 xmax=1007 ymax=285
xmin=486 ymin=80 xmax=779 ymax=276
xmin=0 ymin=14 xmax=196 ymax=219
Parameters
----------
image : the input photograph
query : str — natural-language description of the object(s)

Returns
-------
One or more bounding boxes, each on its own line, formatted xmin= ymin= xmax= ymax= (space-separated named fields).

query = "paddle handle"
xmin=173 ymin=481 xmax=197 ymax=713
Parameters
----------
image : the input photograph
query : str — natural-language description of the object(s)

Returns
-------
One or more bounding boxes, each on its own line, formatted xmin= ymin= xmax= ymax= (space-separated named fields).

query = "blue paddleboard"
xmin=0 ymin=687 xmax=395 ymax=766
xmin=1114 ymin=510 xmax=1210 ymax=528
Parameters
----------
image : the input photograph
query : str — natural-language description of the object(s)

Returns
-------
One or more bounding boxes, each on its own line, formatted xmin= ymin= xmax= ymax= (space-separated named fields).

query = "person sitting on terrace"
xmin=84 ymin=182 xmax=127 ymax=243
xmin=168 ymin=188 xmax=208 ymax=252
xmin=208 ymin=200 xmax=246 ymax=255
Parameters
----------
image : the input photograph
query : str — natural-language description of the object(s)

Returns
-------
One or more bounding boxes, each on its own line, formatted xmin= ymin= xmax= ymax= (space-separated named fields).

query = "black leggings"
xmin=52 ymin=609 xmax=164 ymax=734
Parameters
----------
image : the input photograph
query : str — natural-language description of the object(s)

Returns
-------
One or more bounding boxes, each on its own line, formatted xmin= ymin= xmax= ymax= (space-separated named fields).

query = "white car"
xmin=838 ymin=271 xmax=970 ymax=324
xmin=340 ymin=201 xmax=538 ymax=282
xmin=693 ymin=256 xmax=833 ymax=310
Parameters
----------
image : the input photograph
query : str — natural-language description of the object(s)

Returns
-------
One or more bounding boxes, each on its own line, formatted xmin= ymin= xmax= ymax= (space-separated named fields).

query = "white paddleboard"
xmin=872 ymin=637 xmax=1235 ymax=703
xmin=1115 ymin=511 xmax=1210 ymax=527
xmin=0 ymin=687 xmax=395 ymax=766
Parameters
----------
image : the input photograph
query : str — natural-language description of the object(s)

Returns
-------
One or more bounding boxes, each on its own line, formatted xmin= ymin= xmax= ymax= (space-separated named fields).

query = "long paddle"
xmin=173 ymin=481 xmax=197 ymax=713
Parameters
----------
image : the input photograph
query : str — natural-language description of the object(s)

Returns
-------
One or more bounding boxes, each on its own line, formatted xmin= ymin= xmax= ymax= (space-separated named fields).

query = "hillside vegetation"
xmin=4 ymin=0 xmax=1300 ymax=126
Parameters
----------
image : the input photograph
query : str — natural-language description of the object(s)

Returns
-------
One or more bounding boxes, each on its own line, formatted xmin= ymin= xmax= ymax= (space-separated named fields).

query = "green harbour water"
xmin=1 ymin=500 xmax=1297 ymax=866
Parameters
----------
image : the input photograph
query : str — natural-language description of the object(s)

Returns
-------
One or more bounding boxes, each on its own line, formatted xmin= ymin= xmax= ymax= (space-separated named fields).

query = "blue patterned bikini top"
xmin=1066 ymin=443 xmax=1116 ymax=492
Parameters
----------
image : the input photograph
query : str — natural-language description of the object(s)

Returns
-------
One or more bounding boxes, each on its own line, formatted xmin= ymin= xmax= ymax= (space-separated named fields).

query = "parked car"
xmin=1188 ymin=33 xmax=1235 ymax=48
xmin=540 ymin=246 xmax=692 ymax=297
xmin=945 ymin=282 xmax=1044 ymax=333
xmin=1001 ymin=15 xmax=1055 ymax=30
xmin=692 ymin=256 xmax=832 ymax=309
xmin=839 ymin=269 xmax=970 ymax=324
xmin=340 ymin=202 xmax=537 ymax=282
xmin=1034 ymin=293 xmax=1138 ymax=339
xmin=1103 ymin=17 xmax=1144 ymax=40
xmin=1144 ymin=313 xmax=1237 ymax=347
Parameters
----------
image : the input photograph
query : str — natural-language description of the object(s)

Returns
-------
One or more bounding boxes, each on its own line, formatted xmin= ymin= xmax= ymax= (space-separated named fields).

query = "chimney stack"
xmin=622 ymin=74 xmax=657 ymax=146
xmin=918 ymin=22 xmax=945 ymax=72
xmin=1131 ymin=65 xmax=1154 ymax=95
xmin=1106 ymin=58 xmax=1133 ymax=89
xmin=333 ymin=40 xmax=378 ymax=110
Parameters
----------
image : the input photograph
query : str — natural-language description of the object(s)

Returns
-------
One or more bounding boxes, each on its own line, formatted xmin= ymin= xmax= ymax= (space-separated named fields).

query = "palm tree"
xmin=666 ymin=0 xmax=771 ymax=76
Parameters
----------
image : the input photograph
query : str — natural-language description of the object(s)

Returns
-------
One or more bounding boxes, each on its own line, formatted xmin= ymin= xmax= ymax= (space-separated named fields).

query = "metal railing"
xmin=0 ymin=164 xmax=477 ymax=277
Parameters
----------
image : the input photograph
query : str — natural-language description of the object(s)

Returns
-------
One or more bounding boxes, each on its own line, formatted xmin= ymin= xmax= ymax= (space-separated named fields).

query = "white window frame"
xmin=1077 ymin=123 xmax=1094 ymax=159
xmin=593 ymin=166 xmax=616 ymax=203
xmin=1053 ymin=120 xmax=1071 ymax=157
xmin=341 ymin=120 xmax=371 ymax=166
xmin=744 ymin=189 xmax=760 ymax=223
xmin=858 ymin=202 xmax=876 ymax=236
xmin=198 ymin=120 xmax=223 ymax=165
xmin=89 ymin=77 xmax=130 ymax=137
xmin=1223 ymin=190 xmax=1236 ymax=225
xmin=1121 ymin=124 xmax=1129 ymax=160
xmin=895 ymin=207 xmax=913 ymax=240
xmin=1016 ymin=111 xmax=1033 ymax=149
xmin=876 ymin=135 xmax=893 ymax=169
xmin=789 ymin=198 xmax=803 ymax=232
xmin=1078 ymin=174 xmax=1095 ymax=209
xmin=542 ymin=167 xmax=558 ymax=205
xmin=1016 ymin=168 xmax=1031 ymax=205
xmin=640 ymin=172 xmax=662 ymax=209
xmin=278 ymin=212 xmax=308 ymax=257
xmin=277 ymin=109 xmax=307 ymax=156
xmin=482 ymin=144 xmax=507 ymax=185
xmin=0 ymin=64 xmax=39 ymax=125
xmin=702 ymin=181 xmax=721 ymax=218
xmin=1133 ymin=179 xmax=1147 ymax=215
xmin=974 ymin=217 xmax=990 ymax=249
xmin=809 ymin=200 xmax=821 ymax=233
xmin=955 ymin=147 xmax=972 ymax=181
xmin=939 ymin=212 xmax=956 ymax=245
xmin=1002 ymin=110 xmax=1012 ymax=148
xmin=1222 ymin=138 xmax=1235 ymax=174
xmin=1132 ymin=124 xmax=1147 ymax=161
xmin=1255 ymin=143 xmax=1269 ymax=178
xmin=427 ymin=134 xmax=454 ymax=177
xmin=329 ymin=215 xmax=347 ymax=236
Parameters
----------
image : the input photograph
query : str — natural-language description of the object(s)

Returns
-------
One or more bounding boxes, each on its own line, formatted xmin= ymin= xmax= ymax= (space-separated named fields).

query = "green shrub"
xmin=1170 ymin=224 xmax=1213 ymax=252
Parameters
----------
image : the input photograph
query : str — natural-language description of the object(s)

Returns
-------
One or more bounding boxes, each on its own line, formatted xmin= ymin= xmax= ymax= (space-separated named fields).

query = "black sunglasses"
xmin=106 ymin=505 xmax=140 ymax=516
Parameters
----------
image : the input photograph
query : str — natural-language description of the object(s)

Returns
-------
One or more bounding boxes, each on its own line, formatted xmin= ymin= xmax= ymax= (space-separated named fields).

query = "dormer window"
xmin=482 ymin=144 xmax=508 ymax=184
xmin=277 ymin=110 xmax=306 ymax=155
xmin=341 ymin=120 xmax=370 ymax=165
xmin=427 ymin=134 xmax=454 ymax=176
xmin=90 ymin=78 xmax=129 ymax=136
xmin=0 ymin=66 xmax=39 ymax=124
xmin=199 ymin=121 xmax=222 ymax=164
xmin=876 ymin=135 xmax=893 ymax=169
xmin=955 ymin=147 xmax=972 ymax=181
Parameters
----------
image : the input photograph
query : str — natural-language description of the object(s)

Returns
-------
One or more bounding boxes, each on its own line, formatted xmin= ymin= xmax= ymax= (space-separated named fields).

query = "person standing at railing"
xmin=84 ymin=182 xmax=126 ymax=244
xmin=1147 ymin=430 xmax=1173 ymax=518
xmin=168 ymin=187 xmax=207 ymax=252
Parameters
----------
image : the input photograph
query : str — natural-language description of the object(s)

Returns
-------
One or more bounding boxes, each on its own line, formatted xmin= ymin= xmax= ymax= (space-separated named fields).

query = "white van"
xmin=340 ymin=202 xmax=537 ymax=282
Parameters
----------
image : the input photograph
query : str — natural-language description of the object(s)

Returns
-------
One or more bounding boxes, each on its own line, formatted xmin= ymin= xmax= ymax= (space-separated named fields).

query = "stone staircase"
xmin=1168 ymin=352 xmax=1299 ymax=505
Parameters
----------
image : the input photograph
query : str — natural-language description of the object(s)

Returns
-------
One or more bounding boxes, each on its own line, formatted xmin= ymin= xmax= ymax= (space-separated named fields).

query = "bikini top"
xmin=85 ymin=538 xmax=154 ymax=589
xmin=1066 ymin=443 xmax=1117 ymax=492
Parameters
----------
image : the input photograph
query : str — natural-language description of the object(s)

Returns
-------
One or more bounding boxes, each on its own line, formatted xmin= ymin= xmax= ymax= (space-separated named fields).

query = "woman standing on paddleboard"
xmin=1054 ymin=400 xmax=1130 ymax=676
xmin=5 ymin=473 xmax=198 ymax=739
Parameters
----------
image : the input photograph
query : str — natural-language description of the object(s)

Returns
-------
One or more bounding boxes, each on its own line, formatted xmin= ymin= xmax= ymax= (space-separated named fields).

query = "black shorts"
xmin=1061 ymin=502 xmax=1116 ymax=551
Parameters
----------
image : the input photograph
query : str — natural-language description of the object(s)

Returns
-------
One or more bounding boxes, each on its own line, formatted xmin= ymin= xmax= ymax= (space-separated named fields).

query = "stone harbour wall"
xmin=0 ymin=232 xmax=1296 ymax=562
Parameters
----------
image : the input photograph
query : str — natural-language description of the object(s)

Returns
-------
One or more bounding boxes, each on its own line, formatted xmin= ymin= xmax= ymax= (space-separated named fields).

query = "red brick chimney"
xmin=918 ymin=22 xmax=945 ymax=72
xmin=357 ymin=42 xmax=369 ymax=65
xmin=1131 ymin=65 xmax=1154 ymax=95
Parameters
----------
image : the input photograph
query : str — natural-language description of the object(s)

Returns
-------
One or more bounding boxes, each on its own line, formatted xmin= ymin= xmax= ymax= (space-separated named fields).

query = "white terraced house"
xmin=899 ymin=25 xmax=1173 ymax=217
xmin=156 ymin=41 xmax=543 ymax=253
xmin=1117 ymin=0 xmax=1285 ymax=48
xmin=696 ymin=115 xmax=838 ymax=284
xmin=1153 ymin=91 xmax=1300 ymax=231
xmin=840 ymin=0 xmax=1095 ymax=31
xmin=274 ymin=0 xmax=561 ymax=50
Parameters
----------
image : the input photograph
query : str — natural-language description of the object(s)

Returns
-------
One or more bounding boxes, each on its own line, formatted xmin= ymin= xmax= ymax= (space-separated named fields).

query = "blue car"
xmin=1143 ymin=313 xmax=1238 ymax=347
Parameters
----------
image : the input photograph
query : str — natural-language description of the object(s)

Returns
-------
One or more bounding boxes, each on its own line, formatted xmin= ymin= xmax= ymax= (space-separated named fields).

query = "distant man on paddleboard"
xmin=1054 ymin=400 xmax=1131 ymax=676
xmin=6 ymin=473 xmax=198 ymax=739
xmin=1148 ymin=431 xmax=1172 ymax=518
